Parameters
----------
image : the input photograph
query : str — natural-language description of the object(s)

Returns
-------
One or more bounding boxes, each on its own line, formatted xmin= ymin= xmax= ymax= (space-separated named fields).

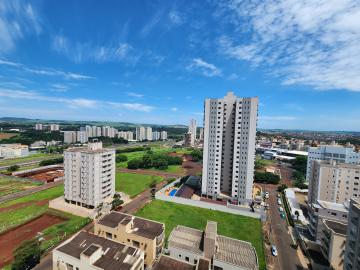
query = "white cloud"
xmin=0 ymin=59 xmax=94 ymax=80
xmin=171 ymin=107 xmax=178 ymax=112
xmin=107 ymin=102 xmax=154 ymax=112
xmin=50 ymin=83 xmax=69 ymax=92
xmin=217 ymin=0 xmax=360 ymax=91
xmin=169 ymin=11 xmax=184 ymax=25
xmin=227 ymin=73 xmax=239 ymax=80
xmin=126 ymin=92 xmax=144 ymax=98
xmin=140 ymin=9 xmax=164 ymax=38
xmin=187 ymin=58 xmax=222 ymax=77
xmin=0 ymin=0 xmax=42 ymax=54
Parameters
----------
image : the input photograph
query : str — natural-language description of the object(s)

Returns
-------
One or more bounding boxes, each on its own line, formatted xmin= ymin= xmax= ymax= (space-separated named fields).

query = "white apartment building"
xmin=344 ymin=198 xmax=360 ymax=270
xmin=85 ymin=125 xmax=93 ymax=138
xmin=202 ymin=92 xmax=258 ymax=204
xmin=50 ymin=124 xmax=60 ymax=131
xmin=76 ymin=131 xmax=88 ymax=144
xmin=136 ymin=126 xmax=146 ymax=141
xmin=306 ymin=144 xmax=360 ymax=183
xmin=64 ymin=142 xmax=115 ymax=208
xmin=308 ymin=160 xmax=360 ymax=205
xmin=35 ymin=123 xmax=43 ymax=130
xmin=64 ymin=131 xmax=77 ymax=144
xmin=152 ymin=131 xmax=160 ymax=141
xmin=188 ymin=119 xmax=197 ymax=147
xmin=118 ymin=131 xmax=134 ymax=141
xmin=160 ymin=131 xmax=167 ymax=141
xmin=145 ymin=127 xmax=152 ymax=141
xmin=199 ymin=128 xmax=204 ymax=141
xmin=0 ymin=144 xmax=29 ymax=158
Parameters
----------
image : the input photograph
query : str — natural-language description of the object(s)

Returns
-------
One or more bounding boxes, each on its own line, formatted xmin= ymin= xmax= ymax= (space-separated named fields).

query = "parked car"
xmin=271 ymin=245 xmax=278 ymax=256
xmin=265 ymin=192 xmax=269 ymax=199
xmin=279 ymin=206 xmax=284 ymax=212
xmin=280 ymin=213 xmax=286 ymax=219
xmin=277 ymin=193 xmax=281 ymax=198
xmin=277 ymin=198 xmax=282 ymax=205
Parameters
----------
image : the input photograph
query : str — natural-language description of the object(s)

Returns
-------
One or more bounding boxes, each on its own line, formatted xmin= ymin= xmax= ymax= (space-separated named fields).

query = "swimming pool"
xmin=169 ymin=189 xmax=177 ymax=196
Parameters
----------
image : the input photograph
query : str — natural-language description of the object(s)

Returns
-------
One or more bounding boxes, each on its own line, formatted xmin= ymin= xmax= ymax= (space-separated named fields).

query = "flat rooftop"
xmin=152 ymin=255 xmax=195 ymax=270
xmin=56 ymin=231 xmax=141 ymax=270
xmin=66 ymin=147 xmax=113 ymax=154
xmin=215 ymin=235 xmax=258 ymax=270
xmin=323 ymin=219 xmax=347 ymax=235
xmin=168 ymin=225 xmax=203 ymax=255
xmin=97 ymin=212 xmax=164 ymax=239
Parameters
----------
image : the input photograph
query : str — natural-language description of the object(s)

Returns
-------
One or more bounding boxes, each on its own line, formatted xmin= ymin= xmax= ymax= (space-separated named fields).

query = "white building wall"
xmin=168 ymin=246 xmax=201 ymax=265
xmin=160 ymin=131 xmax=167 ymax=140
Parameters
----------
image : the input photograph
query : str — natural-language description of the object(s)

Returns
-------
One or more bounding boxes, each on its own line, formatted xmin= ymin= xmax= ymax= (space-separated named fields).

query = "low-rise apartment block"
xmin=168 ymin=221 xmax=258 ymax=270
xmin=0 ymin=144 xmax=29 ymax=158
xmin=53 ymin=231 xmax=144 ymax=270
xmin=94 ymin=212 xmax=165 ymax=268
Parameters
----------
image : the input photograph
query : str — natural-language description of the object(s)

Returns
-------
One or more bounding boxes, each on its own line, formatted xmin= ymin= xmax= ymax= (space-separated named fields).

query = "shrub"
xmin=116 ymin=154 xmax=128 ymax=163
xmin=190 ymin=149 xmax=203 ymax=162
xmin=12 ymin=239 xmax=41 ymax=270
xmin=254 ymin=172 xmax=280 ymax=184
xmin=39 ymin=157 xmax=64 ymax=166
xmin=127 ymin=159 xmax=142 ymax=169
xmin=7 ymin=164 xmax=20 ymax=172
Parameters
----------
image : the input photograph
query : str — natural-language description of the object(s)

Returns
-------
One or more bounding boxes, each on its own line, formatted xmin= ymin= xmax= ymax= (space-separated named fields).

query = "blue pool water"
xmin=169 ymin=189 xmax=177 ymax=196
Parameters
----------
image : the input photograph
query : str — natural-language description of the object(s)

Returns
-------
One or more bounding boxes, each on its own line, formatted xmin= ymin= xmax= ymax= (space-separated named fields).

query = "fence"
xmin=155 ymin=179 xmax=261 ymax=219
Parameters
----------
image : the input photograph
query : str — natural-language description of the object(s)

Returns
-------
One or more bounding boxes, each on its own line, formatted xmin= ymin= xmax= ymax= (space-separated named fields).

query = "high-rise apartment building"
xmin=85 ymin=125 xmax=92 ymax=138
xmin=308 ymin=160 xmax=360 ymax=205
xmin=152 ymin=131 xmax=160 ymax=141
xmin=202 ymin=92 xmax=258 ymax=204
xmin=306 ymin=144 xmax=360 ymax=183
xmin=344 ymin=198 xmax=360 ymax=270
xmin=76 ymin=130 xmax=88 ymax=143
xmin=35 ymin=123 xmax=43 ymax=130
xmin=118 ymin=131 xmax=134 ymax=141
xmin=145 ymin=127 xmax=153 ymax=141
xmin=199 ymin=127 xmax=204 ymax=141
xmin=64 ymin=131 xmax=77 ymax=144
xmin=160 ymin=131 xmax=167 ymax=141
xmin=136 ymin=126 xmax=146 ymax=141
xmin=64 ymin=142 xmax=115 ymax=208
xmin=188 ymin=119 xmax=197 ymax=147
xmin=50 ymin=124 xmax=60 ymax=131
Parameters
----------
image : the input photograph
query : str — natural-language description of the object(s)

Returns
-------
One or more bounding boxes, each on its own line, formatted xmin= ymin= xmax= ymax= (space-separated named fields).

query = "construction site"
xmin=13 ymin=165 xmax=64 ymax=183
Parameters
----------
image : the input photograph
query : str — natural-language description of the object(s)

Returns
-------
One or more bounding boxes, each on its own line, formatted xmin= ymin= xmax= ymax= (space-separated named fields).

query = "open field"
xmin=136 ymin=200 xmax=266 ymax=270
xmin=0 ymin=176 xmax=42 ymax=197
xmin=115 ymin=172 xmax=163 ymax=197
xmin=0 ymin=133 xmax=17 ymax=140
xmin=0 ymin=153 xmax=62 ymax=167
xmin=0 ymin=185 xmax=64 ymax=231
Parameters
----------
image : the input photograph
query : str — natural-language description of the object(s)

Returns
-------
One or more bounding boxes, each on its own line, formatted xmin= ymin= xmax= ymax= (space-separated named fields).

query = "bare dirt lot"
xmin=0 ymin=214 xmax=66 ymax=268
xmin=0 ymin=133 xmax=17 ymax=140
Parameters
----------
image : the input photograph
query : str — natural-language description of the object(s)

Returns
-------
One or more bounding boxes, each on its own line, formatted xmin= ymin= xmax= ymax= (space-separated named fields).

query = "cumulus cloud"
xmin=217 ymin=0 xmax=360 ymax=91
xmin=187 ymin=58 xmax=222 ymax=77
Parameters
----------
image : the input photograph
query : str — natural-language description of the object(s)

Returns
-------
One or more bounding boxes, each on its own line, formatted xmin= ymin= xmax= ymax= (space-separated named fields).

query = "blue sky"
xmin=0 ymin=0 xmax=360 ymax=130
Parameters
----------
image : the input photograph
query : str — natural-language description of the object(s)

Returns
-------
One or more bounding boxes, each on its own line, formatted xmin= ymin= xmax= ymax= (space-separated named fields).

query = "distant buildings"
xmin=202 ymin=92 xmax=259 ymax=204
xmin=35 ymin=123 xmax=43 ymax=130
xmin=344 ymin=198 xmax=360 ymax=270
xmin=94 ymin=212 xmax=165 ymax=268
xmin=152 ymin=131 xmax=160 ymax=141
xmin=76 ymin=130 xmax=88 ymax=143
xmin=145 ymin=127 xmax=153 ymax=141
xmin=136 ymin=126 xmax=146 ymax=141
xmin=63 ymin=131 xmax=77 ymax=144
xmin=199 ymin=127 xmax=204 ymax=141
xmin=135 ymin=126 xmax=167 ymax=141
xmin=50 ymin=124 xmax=60 ymax=131
xmin=160 ymin=131 xmax=167 ymax=140
xmin=188 ymin=119 xmax=197 ymax=147
xmin=64 ymin=142 xmax=115 ymax=208
xmin=0 ymin=144 xmax=29 ymax=158
xmin=184 ymin=133 xmax=192 ymax=148
xmin=53 ymin=231 xmax=144 ymax=270
xmin=168 ymin=221 xmax=259 ymax=270
xmin=118 ymin=131 xmax=134 ymax=141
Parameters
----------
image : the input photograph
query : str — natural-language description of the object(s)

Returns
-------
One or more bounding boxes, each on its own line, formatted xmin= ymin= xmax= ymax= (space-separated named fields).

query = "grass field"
xmin=0 ymin=185 xmax=64 ymax=231
xmin=0 ymin=176 xmax=42 ymax=197
xmin=115 ymin=172 xmax=163 ymax=197
xmin=0 ymin=153 xmax=62 ymax=167
xmin=136 ymin=200 xmax=266 ymax=270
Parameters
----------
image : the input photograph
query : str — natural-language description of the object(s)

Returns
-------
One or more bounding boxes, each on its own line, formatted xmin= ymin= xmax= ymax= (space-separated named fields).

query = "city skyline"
xmin=0 ymin=0 xmax=360 ymax=131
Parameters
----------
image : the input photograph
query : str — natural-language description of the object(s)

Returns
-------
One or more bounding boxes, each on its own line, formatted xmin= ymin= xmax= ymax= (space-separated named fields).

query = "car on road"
xmin=264 ymin=192 xmax=269 ymax=199
xmin=271 ymin=245 xmax=278 ymax=256
xmin=280 ymin=213 xmax=286 ymax=219
xmin=279 ymin=206 xmax=284 ymax=212
xmin=277 ymin=198 xmax=282 ymax=205
xmin=277 ymin=193 xmax=281 ymax=198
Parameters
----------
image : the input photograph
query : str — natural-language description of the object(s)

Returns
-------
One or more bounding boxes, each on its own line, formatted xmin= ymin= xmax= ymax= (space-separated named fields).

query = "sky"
xmin=0 ymin=0 xmax=360 ymax=130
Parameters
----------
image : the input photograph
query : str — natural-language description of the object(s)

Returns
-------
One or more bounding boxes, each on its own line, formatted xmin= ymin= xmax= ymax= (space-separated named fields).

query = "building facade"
xmin=94 ymin=212 xmax=165 ymax=268
xmin=145 ymin=127 xmax=152 ymax=141
xmin=152 ymin=131 xmax=160 ymax=141
xmin=63 ymin=131 xmax=77 ymax=144
xmin=50 ymin=124 xmax=60 ymax=131
xmin=160 ymin=131 xmax=167 ymax=140
xmin=0 ymin=144 xmax=29 ymax=158
xmin=35 ymin=123 xmax=43 ymax=130
xmin=64 ymin=142 xmax=115 ymax=208
xmin=76 ymin=131 xmax=88 ymax=143
xmin=188 ymin=119 xmax=197 ymax=147
xmin=53 ymin=231 xmax=144 ymax=270
xmin=344 ymin=198 xmax=360 ymax=270
xmin=202 ymin=92 xmax=258 ymax=204
xmin=136 ymin=126 xmax=146 ymax=141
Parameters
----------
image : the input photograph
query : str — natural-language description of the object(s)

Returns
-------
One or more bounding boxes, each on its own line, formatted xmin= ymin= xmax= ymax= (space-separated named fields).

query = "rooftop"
xmin=168 ymin=225 xmax=203 ymax=254
xmin=56 ymin=231 xmax=142 ymax=270
xmin=152 ymin=255 xmax=195 ymax=270
xmin=97 ymin=212 xmax=164 ymax=239
xmin=323 ymin=219 xmax=347 ymax=236
xmin=197 ymin=258 xmax=210 ymax=270
xmin=215 ymin=235 xmax=258 ymax=270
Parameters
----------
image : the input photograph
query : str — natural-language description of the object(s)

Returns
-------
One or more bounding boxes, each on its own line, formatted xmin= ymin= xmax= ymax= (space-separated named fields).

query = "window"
xmin=185 ymin=257 xmax=189 ymax=262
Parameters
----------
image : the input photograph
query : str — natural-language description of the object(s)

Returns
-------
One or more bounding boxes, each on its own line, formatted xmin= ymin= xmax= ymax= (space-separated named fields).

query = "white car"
xmin=279 ymin=206 xmax=284 ymax=212
xmin=271 ymin=245 xmax=278 ymax=256
xmin=277 ymin=199 xmax=282 ymax=205
xmin=265 ymin=192 xmax=269 ymax=199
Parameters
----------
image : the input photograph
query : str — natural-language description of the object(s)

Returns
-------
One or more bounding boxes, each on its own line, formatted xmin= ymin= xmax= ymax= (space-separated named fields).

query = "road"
xmin=262 ymin=184 xmax=306 ymax=270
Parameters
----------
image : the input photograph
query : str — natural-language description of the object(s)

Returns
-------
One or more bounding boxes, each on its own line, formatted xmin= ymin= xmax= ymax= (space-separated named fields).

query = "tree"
xmin=7 ymin=165 xmax=20 ymax=172
xmin=11 ymin=239 xmax=41 ymax=270
xmin=39 ymin=157 xmax=63 ymax=166
xmin=190 ymin=149 xmax=203 ymax=162
xmin=254 ymin=172 xmax=280 ymax=184
xmin=116 ymin=154 xmax=128 ymax=163
xmin=127 ymin=159 xmax=142 ymax=169
xmin=277 ymin=184 xmax=288 ymax=192
xmin=291 ymin=156 xmax=307 ymax=175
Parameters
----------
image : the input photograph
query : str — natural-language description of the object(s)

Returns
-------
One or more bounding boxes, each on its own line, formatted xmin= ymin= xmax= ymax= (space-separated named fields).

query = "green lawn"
xmin=0 ymin=185 xmax=64 ymax=231
xmin=0 ymin=153 xmax=62 ymax=167
xmin=115 ymin=172 xmax=163 ymax=197
xmin=136 ymin=200 xmax=266 ymax=270
xmin=0 ymin=176 xmax=42 ymax=197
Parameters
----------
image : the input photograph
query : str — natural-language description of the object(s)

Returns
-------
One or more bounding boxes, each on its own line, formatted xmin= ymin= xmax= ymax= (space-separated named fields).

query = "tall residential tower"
xmin=202 ymin=92 xmax=258 ymax=204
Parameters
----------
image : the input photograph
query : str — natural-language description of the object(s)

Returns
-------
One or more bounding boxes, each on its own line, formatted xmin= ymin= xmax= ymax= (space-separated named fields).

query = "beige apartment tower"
xmin=202 ymin=92 xmax=258 ymax=204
